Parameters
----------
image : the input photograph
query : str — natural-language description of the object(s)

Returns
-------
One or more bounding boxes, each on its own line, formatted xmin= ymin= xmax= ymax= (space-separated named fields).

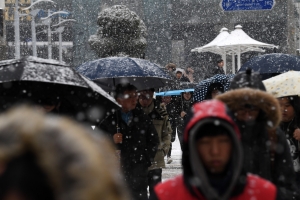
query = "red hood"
xmin=183 ymin=99 xmax=240 ymax=143
xmin=182 ymin=100 xmax=244 ymax=200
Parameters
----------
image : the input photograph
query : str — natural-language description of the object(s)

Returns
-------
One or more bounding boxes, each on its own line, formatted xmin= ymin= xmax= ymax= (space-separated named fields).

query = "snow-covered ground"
xmin=162 ymin=135 xmax=182 ymax=182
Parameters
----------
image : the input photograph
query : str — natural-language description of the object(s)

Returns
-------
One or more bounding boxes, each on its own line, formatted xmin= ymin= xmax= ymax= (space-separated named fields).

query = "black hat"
xmin=229 ymin=68 xmax=266 ymax=91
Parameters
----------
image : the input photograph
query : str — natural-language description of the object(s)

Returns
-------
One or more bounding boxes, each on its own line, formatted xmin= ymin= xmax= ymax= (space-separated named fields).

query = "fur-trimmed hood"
xmin=215 ymin=88 xmax=281 ymax=129
xmin=0 ymin=106 xmax=129 ymax=200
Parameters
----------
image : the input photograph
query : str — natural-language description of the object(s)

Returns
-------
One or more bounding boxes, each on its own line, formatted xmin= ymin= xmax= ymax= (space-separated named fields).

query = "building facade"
xmin=72 ymin=0 xmax=299 ymax=80
xmin=3 ymin=0 xmax=299 ymax=78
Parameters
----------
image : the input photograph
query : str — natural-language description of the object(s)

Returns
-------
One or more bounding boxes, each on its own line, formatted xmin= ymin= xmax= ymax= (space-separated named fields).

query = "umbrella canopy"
xmin=191 ymin=27 xmax=229 ymax=55
xmin=239 ymin=53 xmax=300 ymax=74
xmin=263 ymin=71 xmax=300 ymax=98
xmin=218 ymin=25 xmax=278 ymax=72
xmin=0 ymin=56 xmax=120 ymax=124
xmin=155 ymin=88 xmax=194 ymax=96
xmin=76 ymin=57 xmax=174 ymax=92
xmin=191 ymin=27 xmax=229 ymax=73
xmin=194 ymin=74 xmax=235 ymax=102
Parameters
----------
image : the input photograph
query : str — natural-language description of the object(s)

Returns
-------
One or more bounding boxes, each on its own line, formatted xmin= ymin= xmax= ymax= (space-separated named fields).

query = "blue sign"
xmin=221 ymin=0 xmax=275 ymax=11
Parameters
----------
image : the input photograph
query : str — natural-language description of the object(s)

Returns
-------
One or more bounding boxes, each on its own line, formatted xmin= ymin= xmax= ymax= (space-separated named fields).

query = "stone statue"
xmin=89 ymin=5 xmax=147 ymax=58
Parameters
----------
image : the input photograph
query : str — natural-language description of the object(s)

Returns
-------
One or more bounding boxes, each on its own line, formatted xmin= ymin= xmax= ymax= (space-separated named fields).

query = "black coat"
xmin=164 ymin=97 xmax=181 ymax=142
xmin=236 ymin=120 xmax=299 ymax=198
xmin=175 ymin=94 xmax=194 ymax=147
xmin=176 ymin=94 xmax=194 ymax=122
xmin=99 ymin=107 xmax=159 ymax=171
xmin=211 ymin=66 xmax=225 ymax=76
xmin=215 ymin=86 xmax=300 ymax=199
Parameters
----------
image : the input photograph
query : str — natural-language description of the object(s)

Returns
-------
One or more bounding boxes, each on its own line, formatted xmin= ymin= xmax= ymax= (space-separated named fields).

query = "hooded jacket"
xmin=0 ymin=106 xmax=129 ymax=200
xmin=152 ymin=100 xmax=277 ymax=200
xmin=215 ymin=69 xmax=299 ymax=199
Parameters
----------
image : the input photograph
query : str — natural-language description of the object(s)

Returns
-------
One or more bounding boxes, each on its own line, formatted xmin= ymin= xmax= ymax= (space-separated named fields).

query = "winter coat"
xmin=211 ymin=66 xmax=225 ymax=76
xmin=137 ymin=100 xmax=172 ymax=170
xmin=176 ymin=92 xmax=194 ymax=126
xmin=216 ymin=88 xmax=299 ymax=199
xmin=99 ymin=107 xmax=159 ymax=172
xmin=176 ymin=93 xmax=194 ymax=147
xmin=153 ymin=175 xmax=276 ymax=200
xmin=0 ymin=106 xmax=129 ymax=200
xmin=280 ymin=120 xmax=300 ymax=176
xmin=151 ymin=100 xmax=278 ymax=200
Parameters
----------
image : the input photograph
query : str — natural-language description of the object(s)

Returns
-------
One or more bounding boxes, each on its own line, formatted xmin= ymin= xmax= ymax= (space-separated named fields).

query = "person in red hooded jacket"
xmin=150 ymin=100 xmax=280 ymax=200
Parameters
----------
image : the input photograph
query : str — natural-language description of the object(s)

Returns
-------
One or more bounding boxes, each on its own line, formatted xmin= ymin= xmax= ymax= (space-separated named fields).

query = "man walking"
xmin=138 ymin=88 xmax=172 ymax=197
xmin=100 ymin=83 xmax=159 ymax=200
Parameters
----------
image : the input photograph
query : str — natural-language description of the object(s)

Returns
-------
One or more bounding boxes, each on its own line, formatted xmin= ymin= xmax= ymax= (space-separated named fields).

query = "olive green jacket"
xmin=139 ymin=100 xmax=172 ymax=170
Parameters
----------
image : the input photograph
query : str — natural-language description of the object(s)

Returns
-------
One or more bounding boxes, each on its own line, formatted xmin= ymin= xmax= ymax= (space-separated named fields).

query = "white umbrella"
xmin=191 ymin=28 xmax=229 ymax=73
xmin=263 ymin=71 xmax=300 ymax=98
xmin=218 ymin=25 xmax=278 ymax=73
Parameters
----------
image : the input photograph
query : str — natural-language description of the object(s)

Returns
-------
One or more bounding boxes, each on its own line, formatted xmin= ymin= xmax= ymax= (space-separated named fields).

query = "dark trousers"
xmin=147 ymin=168 xmax=162 ymax=197
xmin=296 ymin=173 xmax=300 ymax=190
xmin=177 ymin=127 xmax=184 ymax=151
xmin=167 ymin=143 xmax=172 ymax=157
xmin=123 ymin=163 xmax=148 ymax=200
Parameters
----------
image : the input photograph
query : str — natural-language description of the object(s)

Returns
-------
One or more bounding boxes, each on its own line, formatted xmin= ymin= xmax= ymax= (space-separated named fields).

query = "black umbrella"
xmin=239 ymin=53 xmax=300 ymax=75
xmin=76 ymin=57 xmax=174 ymax=91
xmin=0 ymin=57 xmax=120 ymax=124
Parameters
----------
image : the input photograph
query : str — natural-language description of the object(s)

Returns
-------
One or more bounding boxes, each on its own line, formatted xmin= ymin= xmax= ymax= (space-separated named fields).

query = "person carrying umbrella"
xmin=99 ymin=83 xmax=159 ymax=200
xmin=0 ymin=57 xmax=120 ymax=126
xmin=137 ymin=88 xmax=172 ymax=197
xmin=150 ymin=100 xmax=278 ymax=200
xmin=263 ymin=71 xmax=300 ymax=190
xmin=215 ymin=69 xmax=300 ymax=199
xmin=278 ymin=96 xmax=300 ymax=189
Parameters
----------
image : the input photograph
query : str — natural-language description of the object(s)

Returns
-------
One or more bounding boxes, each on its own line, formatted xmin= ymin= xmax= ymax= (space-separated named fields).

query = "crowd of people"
xmin=0 ymin=57 xmax=300 ymax=200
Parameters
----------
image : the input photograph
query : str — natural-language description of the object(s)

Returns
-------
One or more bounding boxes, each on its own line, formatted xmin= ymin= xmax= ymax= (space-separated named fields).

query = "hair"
xmin=140 ymin=88 xmax=155 ymax=93
xmin=280 ymin=95 xmax=300 ymax=126
xmin=0 ymin=152 xmax=54 ymax=200
xmin=217 ymin=59 xmax=223 ymax=64
xmin=115 ymin=83 xmax=137 ymax=99
xmin=204 ymin=83 xmax=224 ymax=100
xmin=195 ymin=123 xmax=231 ymax=140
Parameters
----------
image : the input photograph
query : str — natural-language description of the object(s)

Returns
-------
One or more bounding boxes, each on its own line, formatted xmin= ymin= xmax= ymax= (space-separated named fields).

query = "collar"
xmin=120 ymin=111 xmax=133 ymax=125
xmin=142 ymin=101 xmax=154 ymax=115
